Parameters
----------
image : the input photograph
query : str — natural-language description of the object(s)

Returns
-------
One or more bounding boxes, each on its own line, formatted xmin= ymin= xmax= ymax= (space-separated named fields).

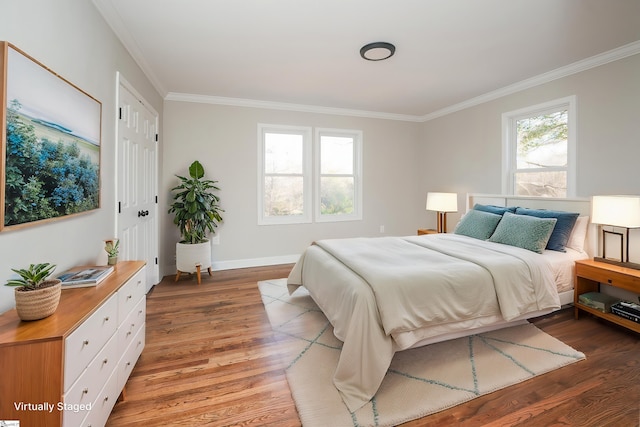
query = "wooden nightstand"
xmin=417 ymin=228 xmax=438 ymax=235
xmin=574 ymin=259 xmax=640 ymax=334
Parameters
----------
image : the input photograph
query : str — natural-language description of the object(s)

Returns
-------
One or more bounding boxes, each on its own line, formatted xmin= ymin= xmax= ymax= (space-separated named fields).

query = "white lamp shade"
xmin=426 ymin=192 xmax=458 ymax=212
xmin=591 ymin=195 xmax=640 ymax=228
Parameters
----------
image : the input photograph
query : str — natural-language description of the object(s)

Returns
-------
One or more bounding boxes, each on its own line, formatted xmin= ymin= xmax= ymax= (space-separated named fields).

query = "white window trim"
xmin=314 ymin=128 xmax=363 ymax=222
xmin=257 ymin=123 xmax=312 ymax=225
xmin=501 ymin=95 xmax=577 ymax=197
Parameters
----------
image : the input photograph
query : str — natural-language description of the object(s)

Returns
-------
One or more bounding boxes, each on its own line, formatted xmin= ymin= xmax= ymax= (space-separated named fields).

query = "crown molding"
xmin=421 ymin=40 xmax=640 ymax=122
xmin=92 ymin=0 xmax=168 ymax=97
xmin=164 ymin=93 xmax=425 ymax=122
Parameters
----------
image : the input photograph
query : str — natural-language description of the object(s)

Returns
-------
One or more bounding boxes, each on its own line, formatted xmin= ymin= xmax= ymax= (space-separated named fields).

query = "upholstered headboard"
xmin=466 ymin=193 xmax=596 ymax=257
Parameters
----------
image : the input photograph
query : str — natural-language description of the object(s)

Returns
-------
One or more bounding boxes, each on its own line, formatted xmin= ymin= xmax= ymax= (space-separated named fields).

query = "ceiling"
xmin=93 ymin=0 xmax=640 ymax=121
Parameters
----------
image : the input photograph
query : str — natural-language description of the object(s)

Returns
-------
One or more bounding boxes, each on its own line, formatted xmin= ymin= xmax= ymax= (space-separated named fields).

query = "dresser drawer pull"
xmin=104 ymin=396 xmax=109 ymax=402
xmin=83 ymin=388 xmax=89 ymax=394
xmin=127 ymin=362 xmax=131 ymax=366
xmin=104 ymin=316 xmax=110 ymax=322
xmin=127 ymin=295 xmax=133 ymax=300
xmin=83 ymin=340 xmax=89 ymax=346
xmin=103 ymin=358 xmax=108 ymax=365
xmin=127 ymin=331 xmax=132 ymax=337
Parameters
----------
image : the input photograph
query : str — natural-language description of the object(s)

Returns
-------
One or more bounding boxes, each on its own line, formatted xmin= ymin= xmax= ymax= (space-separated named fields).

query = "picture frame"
xmin=0 ymin=41 xmax=102 ymax=231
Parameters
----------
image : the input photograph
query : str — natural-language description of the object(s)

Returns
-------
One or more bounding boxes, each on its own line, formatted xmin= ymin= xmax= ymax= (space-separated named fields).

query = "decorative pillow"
xmin=566 ymin=216 xmax=589 ymax=252
xmin=473 ymin=204 xmax=517 ymax=216
xmin=454 ymin=209 xmax=502 ymax=240
xmin=514 ymin=207 xmax=579 ymax=252
xmin=488 ymin=212 xmax=557 ymax=253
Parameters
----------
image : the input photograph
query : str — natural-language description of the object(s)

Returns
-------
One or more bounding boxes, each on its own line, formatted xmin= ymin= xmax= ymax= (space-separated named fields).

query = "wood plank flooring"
xmin=107 ymin=265 xmax=640 ymax=427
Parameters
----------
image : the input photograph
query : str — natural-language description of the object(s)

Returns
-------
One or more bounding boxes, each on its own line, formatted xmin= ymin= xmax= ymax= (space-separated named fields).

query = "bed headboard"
xmin=466 ymin=193 xmax=596 ymax=257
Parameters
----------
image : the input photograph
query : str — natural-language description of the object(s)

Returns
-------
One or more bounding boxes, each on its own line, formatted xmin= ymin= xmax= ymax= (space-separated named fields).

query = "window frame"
xmin=501 ymin=95 xmax=576 ymax=197
xmin=257 ymin=123 xmax=312 ymax=225
xmin=314 ymin=128 xmax=363 ymax=222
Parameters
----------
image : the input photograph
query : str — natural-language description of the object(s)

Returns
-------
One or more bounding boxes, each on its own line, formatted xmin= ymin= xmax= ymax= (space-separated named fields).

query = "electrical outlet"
xmin=379 ymin=225 xmax=385 ymax=233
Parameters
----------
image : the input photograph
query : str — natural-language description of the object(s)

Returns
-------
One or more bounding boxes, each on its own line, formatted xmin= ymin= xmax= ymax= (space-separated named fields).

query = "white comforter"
xmin=287 ymin=234 xmax=560 ymax=412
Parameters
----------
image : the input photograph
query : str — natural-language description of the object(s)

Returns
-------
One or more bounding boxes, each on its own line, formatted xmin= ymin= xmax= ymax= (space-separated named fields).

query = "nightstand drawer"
xmin=576 ymin=263 xmax=640 ymax=293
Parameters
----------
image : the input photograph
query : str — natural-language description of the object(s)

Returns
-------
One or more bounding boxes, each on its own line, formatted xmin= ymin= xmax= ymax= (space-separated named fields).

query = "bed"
xmin=286 ymin=194 xmax=595 ymax=412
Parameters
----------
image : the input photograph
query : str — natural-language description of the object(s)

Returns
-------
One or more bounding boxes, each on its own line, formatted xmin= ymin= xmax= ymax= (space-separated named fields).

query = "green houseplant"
xmin=105 ymin=238 xmax=119 ymax=265
xmin=5 ymin=263 xmax=62 ymax=321
xmin=168 ymin=161 xmax=223 ymax=279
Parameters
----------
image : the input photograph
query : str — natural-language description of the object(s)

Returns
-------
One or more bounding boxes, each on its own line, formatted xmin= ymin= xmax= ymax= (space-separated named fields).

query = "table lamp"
xmin=426 ymin=192 xmax=458 ymax=233
xmin=591 ymin=195 xmax=640 ymax=269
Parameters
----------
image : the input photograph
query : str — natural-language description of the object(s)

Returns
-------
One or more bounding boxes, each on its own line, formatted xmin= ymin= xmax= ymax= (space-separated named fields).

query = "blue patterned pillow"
xmin=473 ymin=204 xmax=517 ymax=216
xmin=454 ymin=209 xmax=502 ymax=240
xmin=514 ymin=207 xmax=579 ymax=252
xmin=488 ymin=212 xmax=557 ymax=253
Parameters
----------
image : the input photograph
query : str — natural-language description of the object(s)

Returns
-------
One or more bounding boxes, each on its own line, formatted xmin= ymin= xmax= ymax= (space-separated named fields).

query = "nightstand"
xmin=417 ymin=228 xmax=438 ymax=235
xmin=574 ymin=259 xmax=640 ymax=334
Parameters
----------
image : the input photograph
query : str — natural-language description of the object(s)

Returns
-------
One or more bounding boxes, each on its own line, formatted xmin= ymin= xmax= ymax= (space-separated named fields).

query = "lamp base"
xmin=593 ymin=257 xmax=640 ymax=271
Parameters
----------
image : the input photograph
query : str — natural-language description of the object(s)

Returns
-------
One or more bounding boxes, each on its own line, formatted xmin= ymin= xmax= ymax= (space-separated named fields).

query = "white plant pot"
xmin=176 ymin=240 xmax=211 ymax=273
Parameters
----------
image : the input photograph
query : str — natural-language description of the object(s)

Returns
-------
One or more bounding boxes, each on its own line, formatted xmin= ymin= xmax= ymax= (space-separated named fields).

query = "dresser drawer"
xmin=117 ymin=326 xmax=145 ymax=392
xmin=64 ymin=295 xmax=118 ymax=390
xmin=117 ymin=268 xmax=146 ymax=324
xmin=62 ymin=333 xmax=118 ymax=427
xmin=78 ymin=368 xmax=120 ymax=427
xmin=117 ymin=297 xmax=145 ymax=354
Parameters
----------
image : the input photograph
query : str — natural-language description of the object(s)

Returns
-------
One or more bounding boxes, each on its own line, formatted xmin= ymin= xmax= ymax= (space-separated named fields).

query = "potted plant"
xmin=5 ymin=263 xmax=61 ymax=321
xmin=168 ymin=160 xmax=223 ymax=279
xmin=105 ymin=239 xmax=119 ymax=265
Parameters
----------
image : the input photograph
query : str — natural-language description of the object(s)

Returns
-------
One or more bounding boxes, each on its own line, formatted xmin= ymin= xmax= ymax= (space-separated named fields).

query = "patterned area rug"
xmin=258 ymin=279 xmax=585 ymax=427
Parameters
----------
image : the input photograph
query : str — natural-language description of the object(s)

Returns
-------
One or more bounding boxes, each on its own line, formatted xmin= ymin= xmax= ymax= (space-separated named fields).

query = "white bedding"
xmin=287 ymin=233 xmax=569 ymax=412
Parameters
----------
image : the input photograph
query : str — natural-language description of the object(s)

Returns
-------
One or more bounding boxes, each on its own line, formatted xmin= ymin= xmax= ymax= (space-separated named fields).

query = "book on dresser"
xmin=57 ymin=265 xmax=114 ymax=288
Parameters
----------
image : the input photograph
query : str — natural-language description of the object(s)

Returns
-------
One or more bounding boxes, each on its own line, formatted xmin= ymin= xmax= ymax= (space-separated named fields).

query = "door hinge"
xmin=155 ymin=257 xmax=158 ymax=265
xmin=118 ymin=107 xmax=122 ymax=120
xmin=118 ymin=201 xmax=121 ymax=214
xmin=155 ymin=195 xmax=158 ymax=203
xmin=155 ymin=134 xmax=158 ymax=142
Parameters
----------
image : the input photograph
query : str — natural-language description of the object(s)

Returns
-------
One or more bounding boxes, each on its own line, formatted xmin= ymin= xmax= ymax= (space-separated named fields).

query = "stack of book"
xmin=611 ymin=301 xmax=640 ymax=324
xmin=57 ymin=266 xmax=114 ymax=289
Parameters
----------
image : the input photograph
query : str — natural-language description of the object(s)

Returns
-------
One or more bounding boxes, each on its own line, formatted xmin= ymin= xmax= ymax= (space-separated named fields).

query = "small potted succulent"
xmin=5 ymin=263 xmax=61 ymax=321
xmin=105 ymin=239 xmax=120 ymax=265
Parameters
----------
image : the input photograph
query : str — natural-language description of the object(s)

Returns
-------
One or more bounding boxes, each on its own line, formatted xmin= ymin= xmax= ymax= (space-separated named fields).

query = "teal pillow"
xmin=514 ymin=207 xmax=579 ymax=252
xmin=454 ymin=210 xmax=502 ymax=240
xmin=488 ymin=212 xmax=557 ymax=253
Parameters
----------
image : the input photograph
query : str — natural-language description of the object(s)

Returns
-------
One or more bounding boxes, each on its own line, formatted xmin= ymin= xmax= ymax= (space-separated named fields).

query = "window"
xmin=258 ymin=124 xmax=362 ymax=225
xmin=502 ymin=96 xmax=576 ymax=197
xmin=315 ymin=128 xmax=363 ymax=222
xmin=258 ymin=124 xmax=311 ymax=225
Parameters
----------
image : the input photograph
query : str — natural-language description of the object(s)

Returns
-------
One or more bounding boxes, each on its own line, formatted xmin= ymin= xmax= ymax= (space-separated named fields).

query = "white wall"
xmin=420 ymin=53 xmax=640 ymax=198
xmin=0 ymin=0 xmax=163 ymax=313
xmin=418 ymin=53 xmax=640 ymax=261
xmin=161 ymin=102 xmax=423 ymax=272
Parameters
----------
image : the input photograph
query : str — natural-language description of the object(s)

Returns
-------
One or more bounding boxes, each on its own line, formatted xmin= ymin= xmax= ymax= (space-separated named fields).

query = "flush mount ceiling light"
xmin=360 ymin=42 xmax=395 ymax=61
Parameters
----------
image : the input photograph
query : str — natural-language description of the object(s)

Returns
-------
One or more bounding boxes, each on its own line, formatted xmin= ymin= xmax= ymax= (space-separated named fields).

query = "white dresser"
xmin=0 ymin=261 xmax=146 ymax=427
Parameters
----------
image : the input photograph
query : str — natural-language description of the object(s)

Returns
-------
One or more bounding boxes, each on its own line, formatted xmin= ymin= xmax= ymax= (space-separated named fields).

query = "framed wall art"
xmin=0 ymin=41 xmax=102 ymax=231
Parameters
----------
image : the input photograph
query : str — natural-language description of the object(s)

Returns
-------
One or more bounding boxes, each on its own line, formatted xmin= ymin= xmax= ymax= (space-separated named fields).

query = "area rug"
xmin=258 ymin=279 xmax=585 ymax=427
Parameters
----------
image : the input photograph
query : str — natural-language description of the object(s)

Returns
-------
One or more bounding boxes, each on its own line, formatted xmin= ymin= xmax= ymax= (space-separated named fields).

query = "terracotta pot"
xmin=14 ymin=279 xmax=62 ymax=321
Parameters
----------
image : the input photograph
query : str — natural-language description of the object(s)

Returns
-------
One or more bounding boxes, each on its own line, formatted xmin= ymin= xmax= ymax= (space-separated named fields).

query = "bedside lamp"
xmin=591 ymin=195 xmax=640 ymax=270
xmin=426 ymin=192 xmax=458 ymax=233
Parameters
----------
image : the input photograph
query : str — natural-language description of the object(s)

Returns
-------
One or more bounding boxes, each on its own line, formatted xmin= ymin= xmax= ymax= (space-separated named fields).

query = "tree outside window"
xmin=503 ymin=96 xmax=576 ymax=198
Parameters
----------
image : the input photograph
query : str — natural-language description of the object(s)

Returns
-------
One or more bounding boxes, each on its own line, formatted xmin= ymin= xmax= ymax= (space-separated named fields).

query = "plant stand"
xmin=175 ymin=263 xmax=212 ymax=285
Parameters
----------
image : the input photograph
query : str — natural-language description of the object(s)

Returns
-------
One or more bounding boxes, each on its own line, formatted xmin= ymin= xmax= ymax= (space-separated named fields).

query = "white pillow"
xmin=566 ymin=216 xmax=589 ymax=252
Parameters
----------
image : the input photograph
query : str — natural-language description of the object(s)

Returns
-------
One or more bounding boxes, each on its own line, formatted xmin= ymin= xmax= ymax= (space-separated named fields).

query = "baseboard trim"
xmin=163 ymin=254 xmax=300 ymax=277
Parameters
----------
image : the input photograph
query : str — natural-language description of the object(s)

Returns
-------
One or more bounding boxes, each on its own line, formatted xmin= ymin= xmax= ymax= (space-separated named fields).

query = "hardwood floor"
xmin=107 ymin=265 xmax=640 ymax=427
